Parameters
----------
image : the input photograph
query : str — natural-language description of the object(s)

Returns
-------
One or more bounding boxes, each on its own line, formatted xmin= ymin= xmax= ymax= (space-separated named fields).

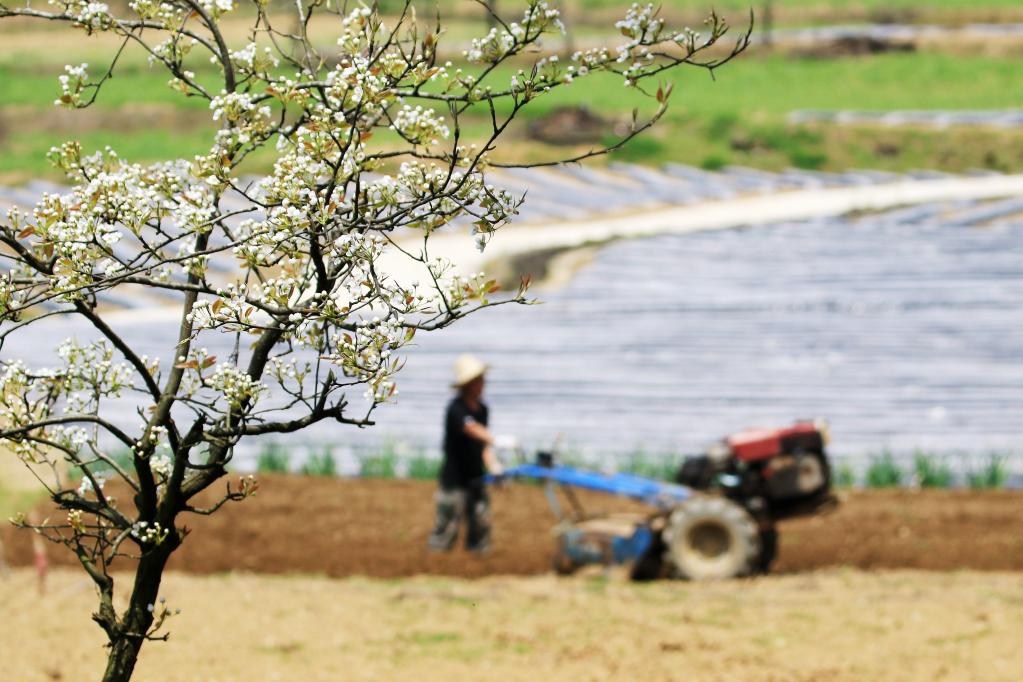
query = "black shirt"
xmin=440 ymin=396 xmax=488 ymax=489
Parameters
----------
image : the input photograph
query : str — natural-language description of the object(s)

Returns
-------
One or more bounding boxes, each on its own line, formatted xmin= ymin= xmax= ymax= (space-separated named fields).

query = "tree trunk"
xmin=101 ymin=539 xmax=176 ymax=682
xmin=103 ymin=636 xmax=146 ymax=682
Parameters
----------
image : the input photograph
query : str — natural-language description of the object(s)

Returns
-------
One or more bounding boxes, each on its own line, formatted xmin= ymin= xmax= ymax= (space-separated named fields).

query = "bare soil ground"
xmin=2 ymin=567 xmax=1022 ymax=681
xmin=2 ymin=479 xmax=1022 ymax=680
xmin=2 ymin=476 xmax=1022 ymax=577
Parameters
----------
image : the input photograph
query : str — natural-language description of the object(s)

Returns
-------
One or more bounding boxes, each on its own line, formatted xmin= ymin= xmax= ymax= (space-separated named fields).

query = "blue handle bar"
xmin=488 ymin=463 xmax=692 ymax=509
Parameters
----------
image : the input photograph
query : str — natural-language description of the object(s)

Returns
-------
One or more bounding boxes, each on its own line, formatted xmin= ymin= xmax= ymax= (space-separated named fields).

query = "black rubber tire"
xmin=663 ymin=496 xmax=761 ymax=580
xmin=757 ymin=527 xmax=779 ymax=575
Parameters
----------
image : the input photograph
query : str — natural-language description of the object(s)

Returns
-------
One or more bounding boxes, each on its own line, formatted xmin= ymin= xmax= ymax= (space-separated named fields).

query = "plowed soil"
xmin=3 ymin=476 xmax=1022 ymax=577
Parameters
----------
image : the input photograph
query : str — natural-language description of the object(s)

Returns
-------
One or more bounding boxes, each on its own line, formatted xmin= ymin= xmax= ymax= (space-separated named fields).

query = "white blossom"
xmin=150 ymin=453 xmax=173 ymax=480
xmin=55 ymin=63 xmax=89 ymax=108
xmin=391 ymin=105 xmax=450 ymax=146
xmin=131 ymin=520 xmax=169 ymax=545
xmin=77 ymin=473 xmax=106 ymax=496
xmin=207 ymin=362 xmax=266 ymax=409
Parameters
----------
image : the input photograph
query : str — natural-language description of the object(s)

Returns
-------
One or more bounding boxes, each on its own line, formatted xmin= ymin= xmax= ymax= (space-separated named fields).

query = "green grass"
xmin=358 ymin=439 xmax=404 ymax=479
xmin=967 ymin=454 xmax=1009 ymax=490
xmin=618 ymin=448 xmax=678 ymax=481
xmin=847 ymin=452 xmax=1016 ymax=489
xmin=360 ymin=452 xmax=398 ymax=478
xmin=518 ymin=52 xmax=1023 ymax=119
xmin=865 ymin=452 xmax=904 ymax=488
xmin=301 ymin=448 xmax=338 ymax=477
xmin=6 ymin=50 xmax=1023 ymax=181
xmin=256 ymin=443 xmax=291 ymax=474
xmin=406 ymin=454 xmax=441 ymax=480
xmin=0 ymin=128 xmax=219 ymax=182
xmin=914 ymin=451 xmax=954 ymax=488
xmin=834 ymin=462 xmax=856 ymax=488
xmin=0 ymin=62 xmax=214 ymax=110
xmin=479 ymin=51 xmax=1023 ymax=172
xmin=239 ymin=442 xmax=1016 ymax=489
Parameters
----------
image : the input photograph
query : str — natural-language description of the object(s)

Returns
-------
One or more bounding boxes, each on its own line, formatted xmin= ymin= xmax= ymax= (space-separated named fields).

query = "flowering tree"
xmin=0 ymin=1 xmax=748 ymax=679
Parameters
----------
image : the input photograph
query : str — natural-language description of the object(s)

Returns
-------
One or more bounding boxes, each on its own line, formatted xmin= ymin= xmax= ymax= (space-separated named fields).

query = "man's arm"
xmin=463 ymin=421 xmax=503 ymax=475
xmin=482 ymin=445 xmax=503 ymax=476
xmin=463 ymin=420 xmax=493 ymax=446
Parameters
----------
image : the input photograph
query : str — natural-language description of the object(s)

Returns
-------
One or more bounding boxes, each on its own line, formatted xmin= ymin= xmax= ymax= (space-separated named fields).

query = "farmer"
xmin=427 ymin=354 xmax=504 ymax=553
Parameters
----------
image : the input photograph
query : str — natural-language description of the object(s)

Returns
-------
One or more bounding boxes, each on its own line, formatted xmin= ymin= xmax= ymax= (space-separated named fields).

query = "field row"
xmin=5 ymin=478 xmax=1023 ymax=578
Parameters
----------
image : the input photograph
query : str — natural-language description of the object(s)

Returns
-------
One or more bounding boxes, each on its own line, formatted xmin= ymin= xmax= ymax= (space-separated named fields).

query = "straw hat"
xmin=451 ymin=354 xmax=488 ymax=388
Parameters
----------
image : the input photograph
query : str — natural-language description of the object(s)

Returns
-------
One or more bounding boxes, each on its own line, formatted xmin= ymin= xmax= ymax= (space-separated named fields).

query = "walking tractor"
xmin=491 ymin=421 xmax=837 ymax=580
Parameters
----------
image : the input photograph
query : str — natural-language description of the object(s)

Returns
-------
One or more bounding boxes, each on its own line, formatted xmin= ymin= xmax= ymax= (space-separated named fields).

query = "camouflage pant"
xmin=427 ymin=486 xmax=491 ymax=552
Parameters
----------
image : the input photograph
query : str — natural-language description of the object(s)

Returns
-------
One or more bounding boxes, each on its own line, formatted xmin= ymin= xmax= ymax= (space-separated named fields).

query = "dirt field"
xmin=2 ymin=567 xmax=1022 ymax=681
xmin=2 ymin=478 xmax=1023 ymax=680
xmin=2 ymin=476 xmax=1022 ymax=577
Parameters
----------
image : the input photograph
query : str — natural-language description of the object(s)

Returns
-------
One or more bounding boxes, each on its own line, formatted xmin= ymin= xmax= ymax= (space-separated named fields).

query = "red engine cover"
xmin=728 ymin=422 xmax=820 ymax=462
